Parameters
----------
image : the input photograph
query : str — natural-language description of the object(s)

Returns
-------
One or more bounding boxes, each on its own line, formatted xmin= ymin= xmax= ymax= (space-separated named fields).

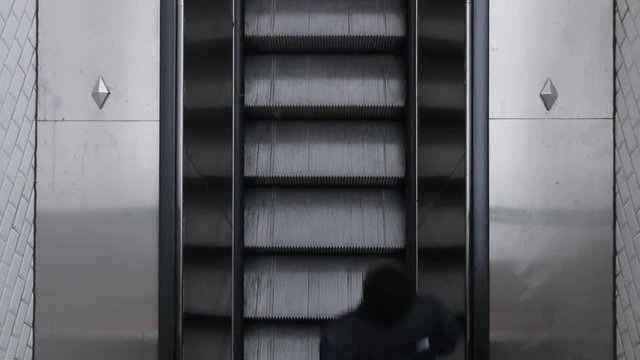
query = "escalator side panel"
xmin=184 ymin=318 xmax=232 ymax=360
xmin=184 ymin=253 xmax=232 ymax=317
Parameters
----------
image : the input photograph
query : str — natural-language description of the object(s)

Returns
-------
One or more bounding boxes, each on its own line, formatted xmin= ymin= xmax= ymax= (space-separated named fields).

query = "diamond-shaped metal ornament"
xmin=92 ymin=76 xmax=111 ymax=109
xmin=540 ymin=78 xmax=558 ymax=111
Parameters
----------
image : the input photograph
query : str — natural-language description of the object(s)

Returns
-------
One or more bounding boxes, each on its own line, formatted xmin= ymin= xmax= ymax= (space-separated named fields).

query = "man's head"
xmin=360 ymin=263 xmax=416 ymax=325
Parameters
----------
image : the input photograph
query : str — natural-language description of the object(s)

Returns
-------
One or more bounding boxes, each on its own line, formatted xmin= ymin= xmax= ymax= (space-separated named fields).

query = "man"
xmin=320 ymin=264 xmax=462 ymax=360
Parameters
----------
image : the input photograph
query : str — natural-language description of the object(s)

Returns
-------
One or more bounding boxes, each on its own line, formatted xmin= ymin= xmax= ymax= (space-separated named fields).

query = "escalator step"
xmin=245 ymin=55 xmax=405 ymax=120
xmin=245 ymin=175 xmax=403 ymax=187
xmin=244 ymin=256 xmax=382 ymax=319
xmin=245 ymin=121 xmax=405 ymax=182
xmin=245 ymin=0 xmax=404 ymax=53
xmin=246 ymin=35 xmax=404 ymax=53
xmin=245 ymin=325 xmax=320 ymax=360
xmin=245 ymin=188 xmax=405 ymax=250
xmin=245 ymin=325 xmax=462 ymax=360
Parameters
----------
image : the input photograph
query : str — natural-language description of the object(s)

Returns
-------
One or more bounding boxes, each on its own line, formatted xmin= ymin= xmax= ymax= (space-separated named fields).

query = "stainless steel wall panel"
xmin=245 ymin=188 xmax=405 ymax=250
xmin=489 ymin=0 xmax=613 ymax=119
xmin=489 ymin=119 xmax=613 ymax=360
xmin=38 ymin=0 xmax=160 ymax=121
xmin=35 ymin=121 xmax=159 ymax=360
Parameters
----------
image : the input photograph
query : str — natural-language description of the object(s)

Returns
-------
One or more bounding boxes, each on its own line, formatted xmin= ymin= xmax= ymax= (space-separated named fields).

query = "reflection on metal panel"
xmin=183 ymin=181 xmax=232 ymax=248
xmin=245 ymin=188 xmax=405 ymax=250
xmin=489 ymin=0 xmax=613 ymax=119
xmin=489 ymin=119 xmax=613 ymax=360
xmin=183 ymin=318 xmax=231 ymax=360
xmin=417 ymin=3 xmax=467 ymax=357
xmin=35 ymin=122 xmax=159 ymax=359
xmin=183 ymin=252 xmax=232 ymax=317
xmin=417 ymin=253 xmax=466 ymax=314
xmin=38 ymin=0 xmax=159 ymax=120
xmin=182 ymin=0 xmax=234 ymax=358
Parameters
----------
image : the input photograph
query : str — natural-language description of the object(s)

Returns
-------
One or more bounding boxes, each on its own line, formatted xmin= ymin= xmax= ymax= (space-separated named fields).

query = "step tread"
xmin=245 ymin=121 xmax=405 ymax=179
xmin=245 ymin=188 xmax=405 ymax=249
xmin=245 ymin=55 xmax=405 ymax=119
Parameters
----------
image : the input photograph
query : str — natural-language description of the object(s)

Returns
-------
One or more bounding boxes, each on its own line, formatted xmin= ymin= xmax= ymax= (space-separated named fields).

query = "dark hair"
xmin=360 ymin=263 xmax=416 ymax=325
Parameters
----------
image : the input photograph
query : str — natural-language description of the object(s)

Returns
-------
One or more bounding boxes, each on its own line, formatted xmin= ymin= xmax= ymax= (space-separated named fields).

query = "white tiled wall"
xmin=617 ymin=0 xmax=640 ymax=359
xmin=0 ymin=0 xmax=35 ymax=359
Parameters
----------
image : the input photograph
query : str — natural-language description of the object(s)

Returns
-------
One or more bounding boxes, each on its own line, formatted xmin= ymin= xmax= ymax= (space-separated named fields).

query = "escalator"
xmin=243 ymin=1 xmax=407 ymax=358
xmin=182 ymin=0 xmax=466 ymax=359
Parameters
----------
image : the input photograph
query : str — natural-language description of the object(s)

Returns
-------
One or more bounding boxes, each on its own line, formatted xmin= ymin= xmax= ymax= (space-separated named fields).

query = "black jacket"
xmin=320 ymin=296 xmax=462 ymax=360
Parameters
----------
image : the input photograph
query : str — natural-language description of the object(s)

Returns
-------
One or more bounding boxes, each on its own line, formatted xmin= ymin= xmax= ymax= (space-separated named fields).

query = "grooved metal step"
xmin=245 ymin=0 xmax=404 ymax=53
xmin=244 ymin=256 xmax=386 ymax=319
xmin=246 ymin=35 xmax=405 ymax=53
xmin=245 ymin=188 xmax=405 ymax=250
xmin=245 ymin=325 xmax=320 ymax=360
xmin=244 ymin=55 xmax=405 ymax=120
xmin=245 ymin=121 xmax=405 ymax=182
xmin=245 ymin=175 xmax=404 ymax=187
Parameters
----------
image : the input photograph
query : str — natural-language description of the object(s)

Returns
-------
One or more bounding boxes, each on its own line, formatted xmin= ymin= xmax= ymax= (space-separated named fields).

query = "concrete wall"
xmin=0 ymin=0 xmax=36 ymax=359
xmin=617 ymin=1 xmax=640 ymax=359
